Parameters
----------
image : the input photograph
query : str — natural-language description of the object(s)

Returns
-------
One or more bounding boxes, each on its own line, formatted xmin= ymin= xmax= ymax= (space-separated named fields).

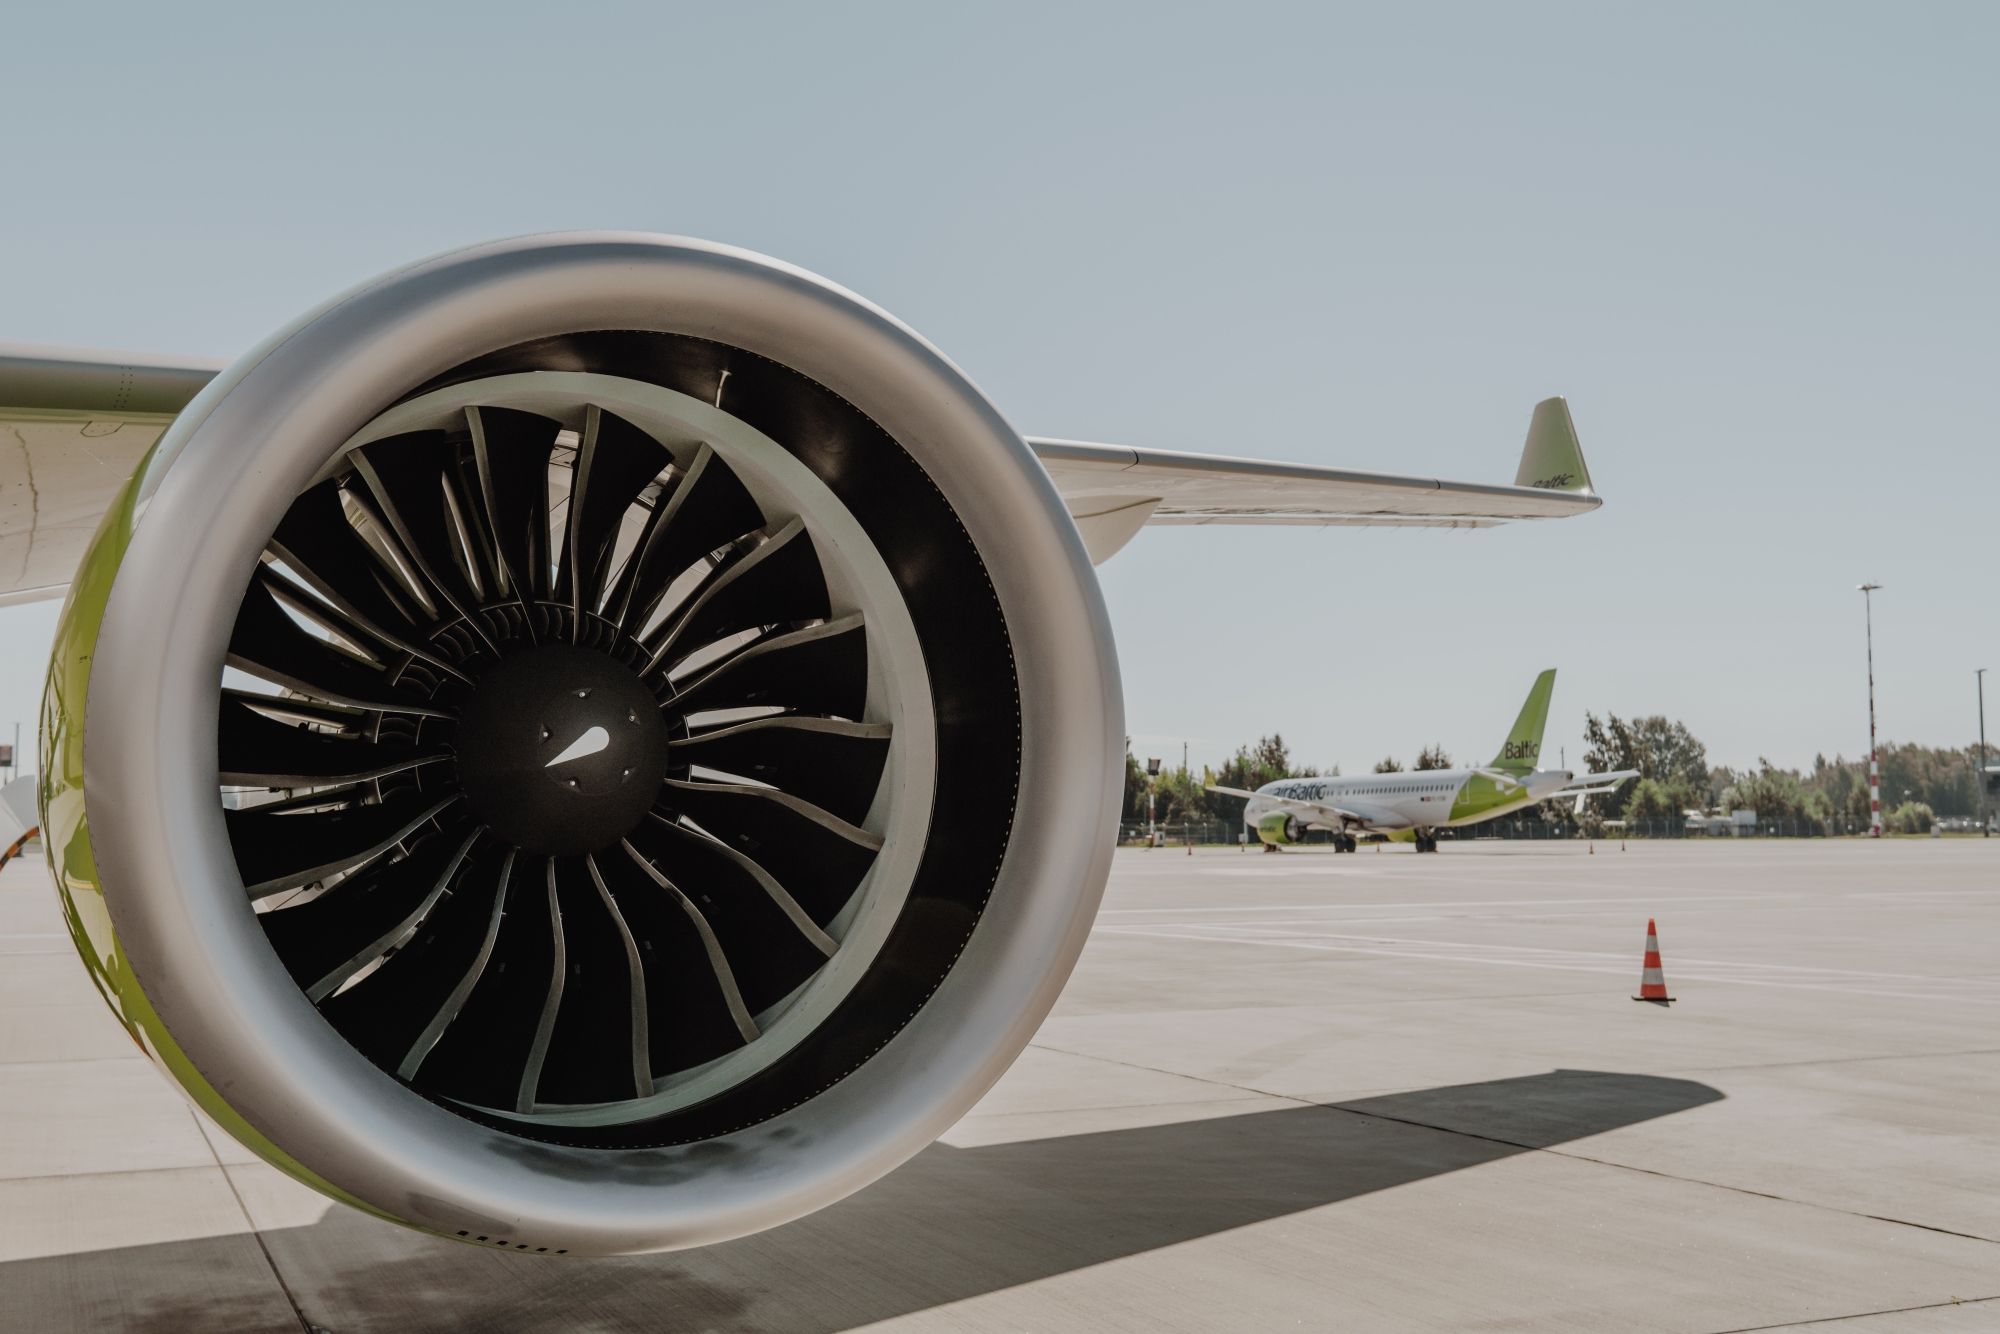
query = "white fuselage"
xmin=1245 ymin=767 xmax=1576 ymax=834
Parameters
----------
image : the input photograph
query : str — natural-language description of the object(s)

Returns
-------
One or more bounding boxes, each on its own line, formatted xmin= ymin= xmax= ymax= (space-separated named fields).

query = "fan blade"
xmin=588 ymin=847 xmax=752 ymax=1078
xmin=558 ymin=407 xmax=672 ymax=630
xmin=317 ymin=846 xmax=510 ymax=1074
xmin=466 ymin=406 xmax=557 ymax=604
xmin=670 ymin=615 xmax=869 ymax=721
xmin=230 ymin=791 xmax=459 ymax=900
xmin=220 ymin=696 xmax=448 ymax=788
xmin=228 ymin=581 xmax=451 ymax=718
xmin=633 ymin=819 xmax=833 ymax=1012
xmin=222 ymin=689 xmax=366 ymax=730
xmin=621 ymin=840 xmax=759 ymax=1043
xmin=658 ymin=780 xmax=879 ymax=925
xmin=534 ymin=856 xmax=648 ymax=1106
xmin=260 ymin=827 xmax=479 ymax=999
xmin=269 ymin=480 xmax=434 ymax=640
xmin=413 ymin=854 xmax=561 ymax=1112
xmin=644 ymin=519 xmax=827 ymax=675
xmin=606 ymin=445 xmax=765 ymax=635
xmin=255 ymin=567 xmax=466 ymax=685
xmin=586 ymin=854 xmax=653 ymax=1098
xmin=671 ymin=717 xmax=890 ymax=826
xmin=351 ymin=432 xmax=499 ymax=653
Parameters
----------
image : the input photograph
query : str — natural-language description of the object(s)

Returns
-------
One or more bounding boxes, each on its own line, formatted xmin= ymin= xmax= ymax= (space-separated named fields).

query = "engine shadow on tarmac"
xmin=13 ymin=1068 xmax=1722 ymax=1333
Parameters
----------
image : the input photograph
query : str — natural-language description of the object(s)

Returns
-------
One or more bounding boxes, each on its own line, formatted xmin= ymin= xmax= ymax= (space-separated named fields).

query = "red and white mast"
xmin=1859 ymin=583 xmax=1883 ymax=838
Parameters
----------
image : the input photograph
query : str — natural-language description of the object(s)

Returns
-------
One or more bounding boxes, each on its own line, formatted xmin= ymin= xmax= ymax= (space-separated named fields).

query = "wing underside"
xmin=0 ymin=344 xmax=226 ymax=605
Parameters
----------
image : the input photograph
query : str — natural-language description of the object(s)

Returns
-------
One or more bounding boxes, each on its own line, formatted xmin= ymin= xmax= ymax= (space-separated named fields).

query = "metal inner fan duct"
xmin=223 ymin=359 xmax=942 ymax=1141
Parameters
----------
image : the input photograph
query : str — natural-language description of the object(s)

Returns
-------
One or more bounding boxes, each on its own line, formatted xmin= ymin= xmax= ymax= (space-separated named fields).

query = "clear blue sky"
xmin=4 ymin=2 xmax=1994 ymax=779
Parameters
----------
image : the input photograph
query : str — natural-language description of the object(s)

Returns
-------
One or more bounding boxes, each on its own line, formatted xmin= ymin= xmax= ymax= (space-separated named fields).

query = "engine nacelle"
xmin=1254 ymin=811 xmax=1303 ymax=845
xmin=40 ymin=234 xmax=1122 ymax=1254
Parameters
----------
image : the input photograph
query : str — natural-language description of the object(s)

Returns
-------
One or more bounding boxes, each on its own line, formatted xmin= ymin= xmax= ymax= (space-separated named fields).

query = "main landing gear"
xmin=1331 ymin=832 xmax=1359 ymax=853
xmin=1413 ymin=830 xmax=1440 ymax=853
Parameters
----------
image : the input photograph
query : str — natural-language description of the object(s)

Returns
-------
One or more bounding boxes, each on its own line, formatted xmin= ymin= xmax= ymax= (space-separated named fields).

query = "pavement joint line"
xmin=1129 ymin=923 xmax=1996 ymax=985
xmin=0 ymin=1055 xmax=152 ymax=1068
xmin=187 ymin=1104 xmax=316 ymax=1334
xmin=1059 ymin=983 xmax=1630 ymax=1014
xmin=1029 ymin=1041 xmax=2000 ymax=1252
xmin=1703 ymin=1293 xmax=2000 ymax=1332
xmin=1097 ymin=926 xmax=2000 ymax=1004
xmin=1098 ymin=892 xmax=1833 ymax=915
xmin=0 ymin=1163 xmax=235 ymax=1188
xmin=958 ymin=1094 xmax=1281 ymax=1123
xmin=1666 ymin=1046 xmax=2000 ymax=1076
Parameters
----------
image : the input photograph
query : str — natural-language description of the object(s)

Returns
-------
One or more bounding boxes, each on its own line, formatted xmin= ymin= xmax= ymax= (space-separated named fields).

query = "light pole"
xmin=1858 ymin=583 xmax=1883 ymax=838
xmin=1182 ymin=740 xmax=1191 ymax=855
xmin=1979 ymin=668 xmax=1989 ymax=838
xmin=1146 ymin=756 xmax=1161 ymax=843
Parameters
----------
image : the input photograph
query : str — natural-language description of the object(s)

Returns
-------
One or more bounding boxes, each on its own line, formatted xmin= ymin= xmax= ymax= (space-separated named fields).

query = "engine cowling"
xmin=1253 ymin=810 xmax=1301 ymax=845
xmin=40 ymin=234 xmax=1122 ymax=1255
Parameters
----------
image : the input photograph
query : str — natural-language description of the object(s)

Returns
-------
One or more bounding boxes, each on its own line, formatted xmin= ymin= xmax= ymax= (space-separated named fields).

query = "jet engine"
xmin=41 ymin=234 xmax=1122 ymax=1254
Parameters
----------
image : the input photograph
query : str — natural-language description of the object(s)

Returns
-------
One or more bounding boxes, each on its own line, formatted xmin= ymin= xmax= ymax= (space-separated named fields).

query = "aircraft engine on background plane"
xmin=40 ymin=234 xmax=1123 ymax=1255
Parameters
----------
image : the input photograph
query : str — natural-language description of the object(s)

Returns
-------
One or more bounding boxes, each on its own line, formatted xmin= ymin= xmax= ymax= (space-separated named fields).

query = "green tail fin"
xmin=1491 ymin=669 xmax=1556 ymax=774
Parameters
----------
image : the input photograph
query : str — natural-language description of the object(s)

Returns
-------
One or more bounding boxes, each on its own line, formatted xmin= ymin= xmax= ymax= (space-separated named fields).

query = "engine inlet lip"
xmin=83 ymin=232 xmax=1122 ymax=1254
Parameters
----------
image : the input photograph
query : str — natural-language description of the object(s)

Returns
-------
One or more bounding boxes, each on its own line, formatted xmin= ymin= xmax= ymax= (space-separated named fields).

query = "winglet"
xmin=1513 ymin=397 xmax=1594 ymax=496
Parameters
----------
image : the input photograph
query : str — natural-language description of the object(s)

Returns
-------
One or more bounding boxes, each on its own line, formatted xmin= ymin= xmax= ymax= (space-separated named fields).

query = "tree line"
xmin=1573 ymin=711 xmax=1991 ymax=833
xmin=1122 ymin=734 xmax=1449 ymax=827
xmin=1124 ymin=715 xmax=1995 ymax=835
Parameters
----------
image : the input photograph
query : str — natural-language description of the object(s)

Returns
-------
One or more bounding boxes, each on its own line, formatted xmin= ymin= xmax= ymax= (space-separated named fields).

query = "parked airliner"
xmin=1209 ymin=670 xmax=1635 ymax=852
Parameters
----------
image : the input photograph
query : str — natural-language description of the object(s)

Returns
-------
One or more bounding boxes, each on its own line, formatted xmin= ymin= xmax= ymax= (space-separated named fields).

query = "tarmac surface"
xmin=5 ymin=839 xmax=2000 ymax=1332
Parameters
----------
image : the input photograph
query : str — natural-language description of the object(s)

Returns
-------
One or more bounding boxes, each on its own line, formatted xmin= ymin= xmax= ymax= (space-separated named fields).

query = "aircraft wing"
xmin=1557 ymin=769 xmax=1640 ymax=795
xmin=0 ymin=342 xmax=1599 ymax=597
xmin=1204 ymin=784 xmax=1410 ymax=832
xmin=1032 ymin=396 xmax=1598 ymax=562
xmin=0 ymin=344 xmax=227 ymax=606
xmin=1560 ymin=769 xmax=1640 ymax=813
xmin=0 ymin=774 xmax=37 ymax=843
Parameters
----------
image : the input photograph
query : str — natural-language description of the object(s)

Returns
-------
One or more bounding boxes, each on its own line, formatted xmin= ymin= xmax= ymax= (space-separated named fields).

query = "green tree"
xmin=1887 ymin=800 xmax=1935 ymax=835
xmin=1583 ymin=712 xmax=1710 ymax=818
xmin=1623 ymin=777 xmax=1680 ymax=825
xmin=1121 ymin=748 xmax=1150 ymax=823
xmin=1719 ymin=759 xmax=1811 ymax=821
xmin=1414 ymin=744 xmax=1452 ymax=771
xmin=1153 ymin=765 xmax=1208 ymax=823
xmin=1373 ymin=756 xmax=1404 ymax=773
xmin=1204 ymin=734 xmax=1322 ymax=827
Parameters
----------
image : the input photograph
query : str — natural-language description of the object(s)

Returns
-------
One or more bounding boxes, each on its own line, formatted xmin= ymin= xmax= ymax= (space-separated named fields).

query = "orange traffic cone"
xmin=1633 ymin=918 xmax=1674 ymax=1004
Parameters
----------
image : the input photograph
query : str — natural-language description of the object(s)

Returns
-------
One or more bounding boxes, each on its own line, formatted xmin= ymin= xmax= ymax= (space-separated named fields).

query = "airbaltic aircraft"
xmin=1210 ymin=670 xmax=1635 ymax=852
xmin=0 ymin=233 xmax=1602 ymax=1256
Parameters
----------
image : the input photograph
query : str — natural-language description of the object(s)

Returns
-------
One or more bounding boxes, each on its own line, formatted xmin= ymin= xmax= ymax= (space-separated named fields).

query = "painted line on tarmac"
xmin=1151 ymin=925 xmax=1996 ymax=986
xmin=1100 ymin=892 xmax=1826 ymax=915
xmin=1097 ymin=926 xmax=2000 ymax=1004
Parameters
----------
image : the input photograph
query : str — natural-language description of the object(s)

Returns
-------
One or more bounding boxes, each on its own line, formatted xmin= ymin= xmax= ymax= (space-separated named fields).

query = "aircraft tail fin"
xmin=1514 ymin=398 xmax=1594 ymax=495
xmin=1491 ymin=669 xmax=1556 ymax=774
